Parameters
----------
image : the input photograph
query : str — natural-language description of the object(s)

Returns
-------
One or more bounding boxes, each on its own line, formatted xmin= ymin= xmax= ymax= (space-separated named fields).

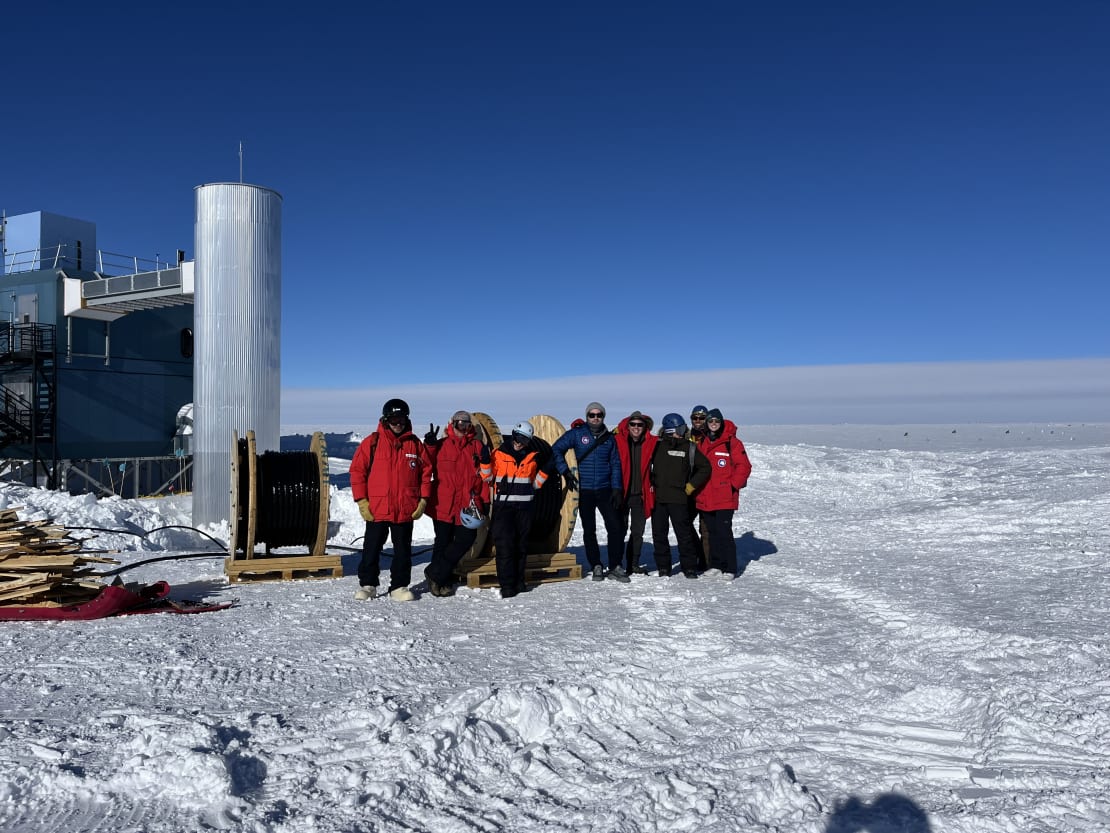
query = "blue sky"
xmin=3 ymin=1 xmax=1108 ymax=400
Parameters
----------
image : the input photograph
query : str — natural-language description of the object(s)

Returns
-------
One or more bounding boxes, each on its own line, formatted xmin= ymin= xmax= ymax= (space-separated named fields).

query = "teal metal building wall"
xmin=0 ymin=266 xmax=193 ymax=460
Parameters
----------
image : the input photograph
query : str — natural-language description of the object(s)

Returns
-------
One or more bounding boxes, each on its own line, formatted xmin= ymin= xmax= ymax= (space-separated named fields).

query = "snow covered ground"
xmin=1 ymin=423 xmax=1107 ymax=833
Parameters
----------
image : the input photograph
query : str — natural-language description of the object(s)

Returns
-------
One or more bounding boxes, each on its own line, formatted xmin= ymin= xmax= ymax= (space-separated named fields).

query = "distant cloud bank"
xmin=281 ymin=358 xmax=1110 ymax=434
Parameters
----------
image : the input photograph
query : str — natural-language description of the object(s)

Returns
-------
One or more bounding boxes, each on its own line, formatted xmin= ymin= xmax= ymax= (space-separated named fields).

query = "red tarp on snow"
xmin=0 ymin=582 xmax=234 ymax=621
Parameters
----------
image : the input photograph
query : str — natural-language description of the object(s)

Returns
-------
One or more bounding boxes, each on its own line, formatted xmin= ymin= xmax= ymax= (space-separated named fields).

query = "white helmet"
xmin=459 ymin=499 xmax=487 ymax=529
xmin=511 ymin=421 xmax=534 ymax=442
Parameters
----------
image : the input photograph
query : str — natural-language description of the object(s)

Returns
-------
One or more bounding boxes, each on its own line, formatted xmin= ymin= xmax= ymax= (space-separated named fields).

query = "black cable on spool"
xmin=235 ymin=438 xmax=251 ymax=547
xmin=254 ymin=450 xmax=321 ymax=549
xmin=525 ymin=437 xmax=561 ymax=546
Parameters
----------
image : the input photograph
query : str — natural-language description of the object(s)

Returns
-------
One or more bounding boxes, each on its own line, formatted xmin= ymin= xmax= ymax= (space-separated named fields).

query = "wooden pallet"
xmin=225 ymin=555 xmax=343 ymax=583
xmin=457 ymin=552 xmax=581 ymax=589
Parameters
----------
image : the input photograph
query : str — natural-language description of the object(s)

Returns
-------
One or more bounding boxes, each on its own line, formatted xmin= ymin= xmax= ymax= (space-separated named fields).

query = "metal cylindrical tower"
xmin=192 ymin=183 xmax=282 ymax=526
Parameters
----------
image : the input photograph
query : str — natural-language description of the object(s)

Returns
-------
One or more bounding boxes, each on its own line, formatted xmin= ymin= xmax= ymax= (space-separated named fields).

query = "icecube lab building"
xmin=0 ymin=182 xmax=282 ymax=525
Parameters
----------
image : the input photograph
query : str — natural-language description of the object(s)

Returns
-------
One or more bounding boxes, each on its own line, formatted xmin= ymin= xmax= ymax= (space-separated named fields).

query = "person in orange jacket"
xmin=694 ymin=408 xmax=752 ymax=578
xmin=350 ymin=398 xmax=432 ymax=601
xmin=422 ymin=410 xmax=492 ymax=597
xmin=490 ymin=421 xmax=549 ymax=598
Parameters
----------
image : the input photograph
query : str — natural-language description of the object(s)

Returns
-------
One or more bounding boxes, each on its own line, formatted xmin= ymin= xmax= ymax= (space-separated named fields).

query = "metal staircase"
xmin=0 ymin=323 xmax=58 ymax=485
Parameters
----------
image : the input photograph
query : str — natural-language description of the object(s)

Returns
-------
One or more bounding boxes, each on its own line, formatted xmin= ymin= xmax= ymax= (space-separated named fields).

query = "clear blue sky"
xmin=3 ymin=1 xmax=1107 ymax=390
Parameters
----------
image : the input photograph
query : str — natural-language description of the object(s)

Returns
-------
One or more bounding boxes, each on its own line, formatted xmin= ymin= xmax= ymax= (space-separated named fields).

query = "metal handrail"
xmin=0 ymin=322 xmax=55 ymax=355
xmin=3 ymin=244 xmax=175 ymax=277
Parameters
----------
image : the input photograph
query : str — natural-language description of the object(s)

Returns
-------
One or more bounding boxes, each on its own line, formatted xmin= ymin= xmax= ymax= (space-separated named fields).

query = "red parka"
xmin=695 ymin=419 xmax=752 ymax=512
xmin=614 ymin=415 xmax=658 ymax=518
xmin=425 ymin=423 xmax=492 ymax=523
xmin=350 ymin=420 xmax=432 ymax=523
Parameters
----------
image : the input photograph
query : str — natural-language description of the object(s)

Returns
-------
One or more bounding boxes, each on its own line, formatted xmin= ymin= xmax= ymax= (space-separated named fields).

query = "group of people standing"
xmin=348 ymin=398 xmax=751 ymax=601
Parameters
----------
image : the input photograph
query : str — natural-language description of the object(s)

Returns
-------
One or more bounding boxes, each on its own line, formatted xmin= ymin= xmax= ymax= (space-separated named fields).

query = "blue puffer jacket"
xmin=550 ymin=425 xmax=623 ymax=491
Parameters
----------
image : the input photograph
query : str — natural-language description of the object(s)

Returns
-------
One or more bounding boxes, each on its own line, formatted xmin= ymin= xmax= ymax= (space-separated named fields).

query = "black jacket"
xmin=650 ymin=436 xmax=710 ymax=504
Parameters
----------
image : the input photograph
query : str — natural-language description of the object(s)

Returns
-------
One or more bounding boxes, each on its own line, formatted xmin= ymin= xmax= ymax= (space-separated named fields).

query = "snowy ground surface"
xmin=1 ymin=423 xmax=1107 ymax=833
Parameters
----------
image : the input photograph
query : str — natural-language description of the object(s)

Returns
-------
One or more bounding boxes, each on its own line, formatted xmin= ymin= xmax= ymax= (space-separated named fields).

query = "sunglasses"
xmin=511 ymin=433 xmax=529 ymax=444
xmin=691 ymin=415 xmax=707 ymax=421
xmin=453 ymin=420 xmax=471 ymax=428
xmin=587 ymin=412 xmax=604 ymax=419
xmin=706 ymin=417 xmax=722 ymax=425
xmin=628 ymin=421 xmax=645 ymax=428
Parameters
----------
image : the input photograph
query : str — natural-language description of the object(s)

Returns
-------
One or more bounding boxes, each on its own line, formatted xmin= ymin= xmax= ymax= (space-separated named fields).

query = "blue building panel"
xmin=3 ymin=211 xmax=97 ymax=273
xmin=56 ymin=364 xmax=191 ymax=458
xmin=1 ymin=265 xmax=194 ymax=461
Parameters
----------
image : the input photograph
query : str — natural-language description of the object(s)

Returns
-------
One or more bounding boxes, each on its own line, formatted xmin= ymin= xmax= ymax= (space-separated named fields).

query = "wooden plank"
xmin=0 ymin=581 xmax=58 ymax=602
xmin=226 ymin=566 xmax=344 ymax=583
xmin=457 ymin=552 xmax=581 ymax=588
xmin=225 ymin=554 xmax=343 ymax=584
xmin=0 ymin=531 xmax=68 ymax=542
xmin=227 ymin=555 xmax=342 ymax=570
xmin=457 ymin=552 xmax=577 ymax=577
xmin=0 ymin=573 xmax=55 ymax=592
xmin=310 ymin=431 xmax=329 ymax=557
xmin=246 ymin=430 xmax=258 ymax=558
xmin=465 ymin=562 xmax=582 ymax=589
xmin=0 ymin=556 xmax=118 ymax=570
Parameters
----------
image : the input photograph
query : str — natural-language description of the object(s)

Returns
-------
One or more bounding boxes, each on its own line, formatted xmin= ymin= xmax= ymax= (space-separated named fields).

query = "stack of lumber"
xmin=0 ymin=508 xmax=119 ymax=607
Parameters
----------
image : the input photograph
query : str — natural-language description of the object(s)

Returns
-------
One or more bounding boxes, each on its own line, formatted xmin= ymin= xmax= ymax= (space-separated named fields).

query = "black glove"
xmin=424 ymin=423 xmax=439 ymax=445
xmin=610 ymin=490 xmax=622 ymax=512
xmin=563 ymin=471 xmax=578 ymax=491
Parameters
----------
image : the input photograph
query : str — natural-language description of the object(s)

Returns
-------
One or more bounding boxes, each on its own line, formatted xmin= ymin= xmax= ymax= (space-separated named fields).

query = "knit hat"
xmin=451 ymin=410 xmax=472 ymax=424
xmin=690 ymin=404 xmax=709 ymax=417
xmin=585 ymin=402 xmax=606 ymax=418
xmin=706 ymin=408 xmax=723 ymax=422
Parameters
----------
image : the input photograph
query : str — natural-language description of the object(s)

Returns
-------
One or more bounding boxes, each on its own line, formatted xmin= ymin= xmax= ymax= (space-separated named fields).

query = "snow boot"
xmin=607 ymin=566 xmax=631 ymax=583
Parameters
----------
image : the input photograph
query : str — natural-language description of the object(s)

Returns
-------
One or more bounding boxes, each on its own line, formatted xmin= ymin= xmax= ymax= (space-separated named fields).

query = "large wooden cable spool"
xmin=229 ymin=430 xmax=331 ymax=559
xmin=525 ymin=414 xmax=578 ymax=555
xmin=471 ymin=411 xmax=501 ymax=449
xmin=460 ymin=412 xmax=500 ymax=560
xmin=453 ymin=413 xmax=581 ymax=584
xmin=476 ymin=414 xmax=579 ymax=554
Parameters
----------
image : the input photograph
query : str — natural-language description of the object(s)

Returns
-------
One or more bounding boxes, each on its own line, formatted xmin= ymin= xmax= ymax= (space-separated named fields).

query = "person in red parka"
xmin=422 ymin=410 xmax=492 ymax=597
xmin=350 ymin=398 xmax=432 ymax=601
xmin=614 ymin=410 xmax=657 ymax=574
xmin=694 ymin=408 xmax=752 ymax=578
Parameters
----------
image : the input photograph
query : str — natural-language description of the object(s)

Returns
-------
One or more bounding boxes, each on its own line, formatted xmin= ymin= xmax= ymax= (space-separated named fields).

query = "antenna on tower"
xmin=239 ymin=141 xmax=243 ymax=183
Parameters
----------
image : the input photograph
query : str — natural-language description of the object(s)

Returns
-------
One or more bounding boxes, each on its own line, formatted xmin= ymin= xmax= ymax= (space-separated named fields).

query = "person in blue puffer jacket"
xmin=549 ymin=402 xmax=627 ymax=583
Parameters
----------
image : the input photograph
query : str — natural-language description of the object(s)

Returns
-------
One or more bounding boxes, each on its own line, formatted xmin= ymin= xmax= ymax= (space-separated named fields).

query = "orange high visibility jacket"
xmin=491 ymin=442 xmax=548 ymax=507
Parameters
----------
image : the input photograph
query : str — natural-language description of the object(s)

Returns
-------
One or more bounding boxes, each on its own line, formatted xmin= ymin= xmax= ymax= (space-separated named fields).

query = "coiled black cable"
xmin=254 ymin=449 xmax=322 ymax=550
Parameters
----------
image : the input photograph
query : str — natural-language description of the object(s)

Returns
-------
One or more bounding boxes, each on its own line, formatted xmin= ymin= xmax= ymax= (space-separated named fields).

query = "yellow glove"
xmin=411 ymin=498 xmax=427 ymax=520
xmin=357 ymin=498 xmax=374 ymax=522
xmin=684 ymin=482 xmax=696 ymax=496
